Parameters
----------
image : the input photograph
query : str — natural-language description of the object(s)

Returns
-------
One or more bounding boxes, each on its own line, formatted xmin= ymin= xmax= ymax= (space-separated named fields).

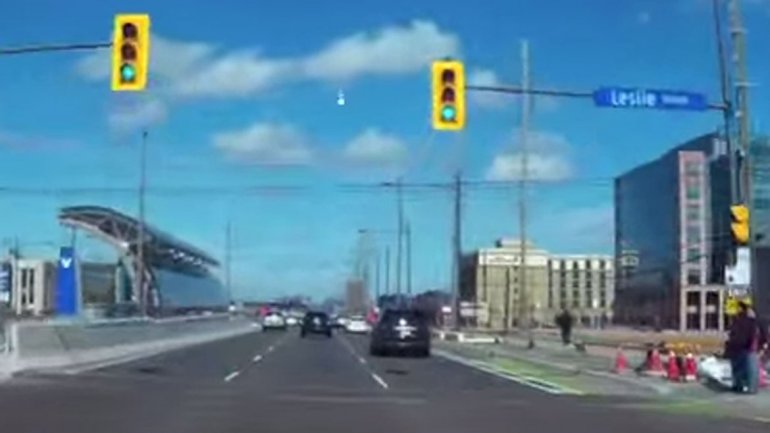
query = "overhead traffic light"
xmin=112 ymin=14 xmax=151 ymax=92
xmin=431 ymin=60 xmax=466 ymax=131
xmin=730 ymin=204 xmax=750 ymax=245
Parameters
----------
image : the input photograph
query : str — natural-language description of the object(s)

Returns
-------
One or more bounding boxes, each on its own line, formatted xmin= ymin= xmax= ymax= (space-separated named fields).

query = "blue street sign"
xmin=55 ymin=246 xmax=79 ymax=316
xmin=593 ymin=87 xmax=708 ymax=111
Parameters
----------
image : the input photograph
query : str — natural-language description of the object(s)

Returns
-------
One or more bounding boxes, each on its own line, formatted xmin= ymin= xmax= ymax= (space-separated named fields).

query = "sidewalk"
xmin=436 ymin=334 xmax=770 ymax=423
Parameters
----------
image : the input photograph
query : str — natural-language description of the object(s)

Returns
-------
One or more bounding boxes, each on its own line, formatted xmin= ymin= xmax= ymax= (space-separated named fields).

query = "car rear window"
xmin=381 ymin=310 xmax=425 ymax=325
xmin=305 ymin=313 xmax=328 ymax=322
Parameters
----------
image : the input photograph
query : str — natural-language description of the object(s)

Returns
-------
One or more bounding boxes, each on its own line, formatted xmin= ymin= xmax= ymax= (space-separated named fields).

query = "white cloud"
xmin=302 ymin=20 xmax=459 ymax=81
xmin=172 ymin=52 xmax=294 ymax=98
xmin=468 ymin=68 xmax=559 ymax=112
xmin=485 ymin=130 xmax=573 ymax=181
xmin=468 ymin=68 xmax=507 ymax=108
xmin=342 ymin=128 xmax=407 ymax=166
xmin=108 ymin=98 xmax=168 ymax=132
xmin=212 ymin=122 xmax=313 ymax=165
xmin=75 ymin=34 xmax=216 ymax=85
xmin=486 ymin=153 xmax=572 ymax=181
xmin=75 ymin=21 xmax=459 ymax=98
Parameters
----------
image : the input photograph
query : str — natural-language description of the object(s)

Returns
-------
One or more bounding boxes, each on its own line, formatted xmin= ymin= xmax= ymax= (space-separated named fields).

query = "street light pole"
xmin=406 ymin=220 xmax=412 ymax=295
xmin=137 ymin=130 xmax=148 ymax=317
xmin=385 ymin=246 xmax=391 ymax=296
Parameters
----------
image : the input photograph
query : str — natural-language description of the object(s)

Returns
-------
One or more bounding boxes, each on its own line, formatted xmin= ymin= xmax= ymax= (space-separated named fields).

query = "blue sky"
xmin=0 ymin=0 xmax=769 ymax=301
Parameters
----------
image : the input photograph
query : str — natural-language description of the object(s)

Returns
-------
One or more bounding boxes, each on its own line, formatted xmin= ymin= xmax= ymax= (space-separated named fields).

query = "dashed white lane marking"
xmin=371 ymin=373 xmax=389 ymax=389
xmin=267 ymin=345 xmax=275 ymax=353
xmin=224 ymin=371 xmax=241 ymax=382
xmin=253 ymin=354 xmax=263 ymax=363
xmin=336 ymin=335 xmax=389 ymax=391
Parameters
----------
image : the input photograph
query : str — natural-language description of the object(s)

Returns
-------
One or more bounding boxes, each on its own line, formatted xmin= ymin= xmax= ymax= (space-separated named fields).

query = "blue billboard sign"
xmin=0 ymin=262 xmax=11 ymax=304
xmin=55 ymin=246 xmax=79 ymax=316
xmin=593 ymin=87 xmax=708 ymax=111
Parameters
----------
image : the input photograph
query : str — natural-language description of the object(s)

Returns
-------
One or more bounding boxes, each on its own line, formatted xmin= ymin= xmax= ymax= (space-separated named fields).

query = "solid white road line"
xmin=358 ymin=356 xmax=367 ymax=365
xmin=224 ymin=371 xmax=241 ymax=382
xmin=252 ymin=354 xmax=263 ymax=363
xmin=371 ymin=373 xmax=389 ymax=389
xmin=433 ymin=349 xmax=582 ymax=396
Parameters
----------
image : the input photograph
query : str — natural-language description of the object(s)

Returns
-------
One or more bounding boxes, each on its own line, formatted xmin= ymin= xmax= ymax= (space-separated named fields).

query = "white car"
xmin=286 ymin=316 xmax=299 ymax=327
xmin=345 ymin=316 xmax=371 ymax=334
xmin=262 ymin=313 xmax=287 ymax=330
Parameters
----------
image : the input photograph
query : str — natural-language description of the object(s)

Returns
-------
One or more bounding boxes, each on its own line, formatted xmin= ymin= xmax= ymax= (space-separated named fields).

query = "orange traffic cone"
xmin=614 ymin=347 xmax=629 ymax=374
xmin=666 ymin=351 xmax=680 ymax=382
xmin=645 ymin=348 xmax=665 ymax=377
xmin=683 ymin=353 xmax=697 ymax=382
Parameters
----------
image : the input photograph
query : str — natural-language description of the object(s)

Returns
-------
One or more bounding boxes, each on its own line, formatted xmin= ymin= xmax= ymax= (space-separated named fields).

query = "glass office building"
xmin=614 ymin=133 xmax=731 ymax=330
xmin=751 ymin=136 xmax=770 ymax=320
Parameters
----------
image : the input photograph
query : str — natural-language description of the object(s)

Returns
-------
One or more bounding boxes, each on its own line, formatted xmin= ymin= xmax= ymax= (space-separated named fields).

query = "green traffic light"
xmin=441 ymin=105 xmax=457 ymax=122
xmin=120 ymin=64 xmax=137 ymax=82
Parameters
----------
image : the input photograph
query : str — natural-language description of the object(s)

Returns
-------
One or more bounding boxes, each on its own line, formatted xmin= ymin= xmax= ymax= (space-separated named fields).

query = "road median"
xmin=1 ymin=315 xmax=261 ymax=378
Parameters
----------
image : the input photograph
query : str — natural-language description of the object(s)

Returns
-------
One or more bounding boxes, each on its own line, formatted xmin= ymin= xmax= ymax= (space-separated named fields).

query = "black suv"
xmin=301 ymin=311 xmax=332 ymax=338
xmin=369 ymin=308 xmax=430 ymax=357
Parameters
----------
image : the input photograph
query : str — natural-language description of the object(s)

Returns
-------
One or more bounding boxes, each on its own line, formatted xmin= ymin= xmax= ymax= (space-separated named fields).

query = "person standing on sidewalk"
xmin=555 ymin=308 xmax=574 ymax=345
xmin=746 ymin=307 xmax=768 ymax=393
xmin=725 ymin=301 xmax=765 ymax=393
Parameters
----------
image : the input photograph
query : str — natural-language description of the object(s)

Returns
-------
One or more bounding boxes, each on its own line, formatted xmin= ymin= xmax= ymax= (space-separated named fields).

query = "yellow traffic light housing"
xmin=112 ymin=14 xmax=151 ymax=92
xmin=730 ymin=204 xmax=750 ymax=245
xmin=431 ymin=60 xmax=466 ymax=131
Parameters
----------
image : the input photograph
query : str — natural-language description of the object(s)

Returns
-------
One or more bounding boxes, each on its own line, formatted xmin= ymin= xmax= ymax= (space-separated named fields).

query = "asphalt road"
xmin=0 ymin=328 xmax=765 ymax=433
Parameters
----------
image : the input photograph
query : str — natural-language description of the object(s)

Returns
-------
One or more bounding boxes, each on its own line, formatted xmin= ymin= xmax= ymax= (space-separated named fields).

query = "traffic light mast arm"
xmin=0 ymin=41 xmax=111 ymax=55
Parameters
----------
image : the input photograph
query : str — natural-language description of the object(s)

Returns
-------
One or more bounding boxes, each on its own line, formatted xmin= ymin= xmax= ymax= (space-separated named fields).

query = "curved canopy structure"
xmin=58 ymin=205 xmax=220 ymax=269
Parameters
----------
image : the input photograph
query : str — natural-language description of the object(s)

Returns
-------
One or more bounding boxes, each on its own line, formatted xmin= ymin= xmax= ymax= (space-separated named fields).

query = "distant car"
xmin=301 ymin=311 xmax=332 ymax=338
xmin=262 ymin=312 xmax=287 ymax=331
xmin=286 ymin=316 xmax=299 ymax=327
xmin=333 ymin=316 xmax=349 ymax=329
xmin=345 ymin=316 xmax=371 ymax=334
xmin=369 ymin=308 xmax=431 ymax=357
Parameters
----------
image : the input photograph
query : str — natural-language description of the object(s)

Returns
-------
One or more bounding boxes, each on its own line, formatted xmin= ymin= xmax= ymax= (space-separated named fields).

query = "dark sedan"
xmin=369 ymin=308 xmax=430 ymax=357
xmin=301 ymin=311 xmax=333 ymax=338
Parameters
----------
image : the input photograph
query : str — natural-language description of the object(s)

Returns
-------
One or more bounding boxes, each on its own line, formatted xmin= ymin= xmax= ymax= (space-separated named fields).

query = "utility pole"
xmin=406 ymin=220 xmax=413 ymax=295
xmin=713 ymin=0 xmax=737 ymax=204
xmin=728 ymin=0 xmax=759 ymax=312
xmin=518 ymin=40 xmax=534 ymax=348
xmin=225 ymin=220 xmax=232 ymax=304
xmin=452 ymin=171 xmax=463 ymax=330
xmin=137 ymin=130 xmax=148 ymax=317
xmin=395 ymin=177 xmax=404 ymax=296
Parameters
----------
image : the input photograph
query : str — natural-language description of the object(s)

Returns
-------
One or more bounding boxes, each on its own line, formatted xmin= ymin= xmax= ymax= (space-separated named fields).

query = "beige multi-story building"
xmin=460 ymin=239 xmax=614 ymax=329
xmin=547 ymin=255 xmax=614 ymax=327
